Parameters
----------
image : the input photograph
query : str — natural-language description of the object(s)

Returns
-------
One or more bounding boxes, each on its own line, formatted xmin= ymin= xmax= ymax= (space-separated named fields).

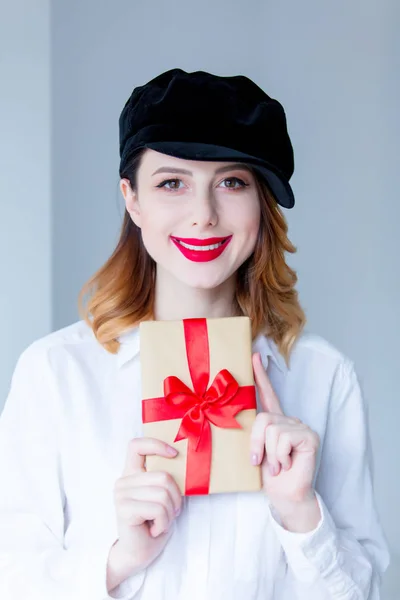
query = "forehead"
xmin=139 ymin=148 xmax=255 ymax=177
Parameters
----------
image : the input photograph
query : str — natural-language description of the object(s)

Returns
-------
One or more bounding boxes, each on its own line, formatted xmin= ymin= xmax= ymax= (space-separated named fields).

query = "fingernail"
xmin=166 ymin=445 xmax=178 ymax=456
xmin=251 ymin=453 xmax=259 ymax=465
xmin=269 ymin=463 xmax=277 ymax=476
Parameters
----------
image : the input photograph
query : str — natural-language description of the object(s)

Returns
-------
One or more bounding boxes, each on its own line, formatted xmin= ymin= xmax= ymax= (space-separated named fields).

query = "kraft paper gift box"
xmin=140 ymin=316 xmax=262 ymax=496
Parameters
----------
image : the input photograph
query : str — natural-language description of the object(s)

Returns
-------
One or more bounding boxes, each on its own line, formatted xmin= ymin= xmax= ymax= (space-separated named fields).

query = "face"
xmin=120 ymin=149 xmax=261 ymax=290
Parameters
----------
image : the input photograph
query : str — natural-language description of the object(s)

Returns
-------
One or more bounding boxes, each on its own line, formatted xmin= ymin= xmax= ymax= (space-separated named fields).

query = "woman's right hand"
xmin=108 ymin=438 xmax=182 ymax=588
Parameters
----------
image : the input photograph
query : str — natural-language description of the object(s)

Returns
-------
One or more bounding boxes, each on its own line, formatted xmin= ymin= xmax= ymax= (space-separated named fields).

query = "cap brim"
xmin=143 ymin=140 xmax=295 ymax=209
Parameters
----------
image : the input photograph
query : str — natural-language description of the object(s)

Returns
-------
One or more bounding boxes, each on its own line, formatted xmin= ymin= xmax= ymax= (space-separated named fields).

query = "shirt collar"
xmin=115 ymin=324 xmax=288 ymax=373
xmin=253 ymin=332 xmax=288 ymax=373
xmin=115 ymin=326 xmax=140 ymax=369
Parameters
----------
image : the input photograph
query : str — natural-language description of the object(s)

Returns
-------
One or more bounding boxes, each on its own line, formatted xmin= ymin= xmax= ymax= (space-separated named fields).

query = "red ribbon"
xmin=142 ymin=318 xmax=256 ymax=495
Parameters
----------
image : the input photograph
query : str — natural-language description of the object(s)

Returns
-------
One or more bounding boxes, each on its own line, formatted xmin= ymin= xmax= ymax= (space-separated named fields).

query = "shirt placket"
xmin=179 ymin=494 xmax=211 ymax=600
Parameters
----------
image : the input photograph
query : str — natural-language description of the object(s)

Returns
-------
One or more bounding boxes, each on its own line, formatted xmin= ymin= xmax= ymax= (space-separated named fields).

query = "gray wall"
xmin=1 ymin=0 xmax=398 ymax=597
xmin=0 ymin=0 xmax=51 ymax=401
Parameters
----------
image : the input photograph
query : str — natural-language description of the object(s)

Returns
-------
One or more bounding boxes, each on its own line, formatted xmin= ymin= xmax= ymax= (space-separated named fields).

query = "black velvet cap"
xmin=119 ymin=68 xmax=295 ymax=209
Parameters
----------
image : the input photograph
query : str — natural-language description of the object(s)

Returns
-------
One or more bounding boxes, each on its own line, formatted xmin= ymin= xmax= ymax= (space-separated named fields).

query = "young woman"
xmin=0 ymin=68 xmax=390 ymax=599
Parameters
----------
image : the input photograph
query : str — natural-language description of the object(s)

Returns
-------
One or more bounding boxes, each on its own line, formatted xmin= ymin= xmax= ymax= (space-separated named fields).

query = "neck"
xmin=153 ymin=267 xmax=239 ymax=321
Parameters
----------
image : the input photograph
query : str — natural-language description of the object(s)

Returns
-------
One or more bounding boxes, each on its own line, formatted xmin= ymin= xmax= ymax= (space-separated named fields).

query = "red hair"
xmin=78 ymin=149 xmax=306 ymax=365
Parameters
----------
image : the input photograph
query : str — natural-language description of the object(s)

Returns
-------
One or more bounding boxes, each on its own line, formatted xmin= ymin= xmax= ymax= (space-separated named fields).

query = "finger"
xmin=122 ymin=437 xmax=178 ymax=477
xmin=118 ymin=471 xmax=182 ymax=514
xmin=252 ymin=353 xmax=284 ymax=415
xmin=267 ymin=424 xmax=316 ymax=475
xmin=128 ymin=486 xmax=176 ymax=525
xmin=264 ymin=423 xmax=282 ymax=475
xmin=275 ymin=430 xmax=296 ymax=472
xmin=276 ymin=427 xmax=319 ymax=462
xmin=250 ymin=412 xmax=297 ymax=465
xmin=121 ymin=499 xmax=170 ymax=537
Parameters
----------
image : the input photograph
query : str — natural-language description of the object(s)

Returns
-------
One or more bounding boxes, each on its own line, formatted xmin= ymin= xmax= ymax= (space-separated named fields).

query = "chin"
xmin=175 ymin=268 xmax=235 ymax=291
xmin=182 ymin=279 xmax=225 ymax=290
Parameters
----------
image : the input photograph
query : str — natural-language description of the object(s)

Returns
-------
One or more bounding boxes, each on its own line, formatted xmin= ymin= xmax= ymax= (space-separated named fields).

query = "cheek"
xmin=234 ymin=201 xmax=261 ymax=237
xmin=140 ymin=204 xmax=168 ymax=232
xmin=139 ymin=208 xmax=177 ymax=250
xmin=236 ymin=203 xmax=261 ymax=257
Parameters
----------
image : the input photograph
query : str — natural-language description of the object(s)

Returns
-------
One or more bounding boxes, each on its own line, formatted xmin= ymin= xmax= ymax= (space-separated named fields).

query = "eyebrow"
xmin=151 ymin=163 xmax=253 ymax=177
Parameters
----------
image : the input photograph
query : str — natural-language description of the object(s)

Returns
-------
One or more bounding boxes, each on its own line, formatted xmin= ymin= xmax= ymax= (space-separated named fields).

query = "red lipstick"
xmin=171 ymin=235 xmax=232 ymax=263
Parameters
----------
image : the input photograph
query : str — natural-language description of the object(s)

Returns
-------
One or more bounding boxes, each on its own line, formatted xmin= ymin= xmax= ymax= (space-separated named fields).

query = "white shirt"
xmin=0 ymin=319 xmax=390 ymax=600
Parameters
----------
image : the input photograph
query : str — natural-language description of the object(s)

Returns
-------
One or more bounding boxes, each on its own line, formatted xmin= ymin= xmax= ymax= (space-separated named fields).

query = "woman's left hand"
xmin=251 ymin=352 xmax=320 ymax=508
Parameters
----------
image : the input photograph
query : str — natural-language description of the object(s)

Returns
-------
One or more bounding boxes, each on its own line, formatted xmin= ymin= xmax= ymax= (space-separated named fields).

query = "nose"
xmin=190 ymin=193 xmax=218 ymax=228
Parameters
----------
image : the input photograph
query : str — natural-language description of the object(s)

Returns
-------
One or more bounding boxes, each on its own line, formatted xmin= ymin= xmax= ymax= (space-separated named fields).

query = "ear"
xmin=120 ymin=178 xmax=141 ymax=227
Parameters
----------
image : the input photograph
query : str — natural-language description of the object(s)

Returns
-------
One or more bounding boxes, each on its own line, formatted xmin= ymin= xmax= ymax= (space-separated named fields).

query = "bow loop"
xmin=204 ymin=369 xmax=240 ymax=405
xmin=164 ymin=376 xmax=197 ymax=410
xmin=163 ymin=368 xmax=243 ymax=449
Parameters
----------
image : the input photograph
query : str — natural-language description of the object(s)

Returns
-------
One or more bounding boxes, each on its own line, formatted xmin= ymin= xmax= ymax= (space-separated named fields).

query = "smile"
xmin=171 ymin=236 xmax=232 ymax=262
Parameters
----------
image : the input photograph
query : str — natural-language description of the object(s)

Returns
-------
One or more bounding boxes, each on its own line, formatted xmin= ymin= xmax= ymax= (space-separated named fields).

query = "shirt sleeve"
xmin=0 ymin=343 xmax=145 ymax=600
xmin=267 ymin=359 xmax=391 ymax=599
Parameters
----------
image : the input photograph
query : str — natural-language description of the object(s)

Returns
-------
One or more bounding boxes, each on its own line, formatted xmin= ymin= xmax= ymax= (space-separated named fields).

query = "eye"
xmin=156 ymin=178 xmax=184 ymax=191
xmin=155 ymin=176 xmax=249 ymax=192
xmin=220 ymin=177 xmax=249 ymax=190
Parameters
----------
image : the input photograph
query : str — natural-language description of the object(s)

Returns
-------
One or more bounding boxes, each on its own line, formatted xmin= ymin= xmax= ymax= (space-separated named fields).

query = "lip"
xmin=171 ymin=235 xmax=232 ymax=263
xmin=172 ymin=236 xmax=231 ymax=247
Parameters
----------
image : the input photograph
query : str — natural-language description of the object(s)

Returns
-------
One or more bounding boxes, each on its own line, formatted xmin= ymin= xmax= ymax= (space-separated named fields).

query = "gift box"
xmin=140 ymin=316 xmax=262 ymax=495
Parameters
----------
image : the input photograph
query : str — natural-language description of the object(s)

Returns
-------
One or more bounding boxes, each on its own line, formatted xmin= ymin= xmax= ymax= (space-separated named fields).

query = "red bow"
xmin=164 ymin=368 xmax=246 ymax=450
xmin=142 ymin=318 xmax=256 ymax=495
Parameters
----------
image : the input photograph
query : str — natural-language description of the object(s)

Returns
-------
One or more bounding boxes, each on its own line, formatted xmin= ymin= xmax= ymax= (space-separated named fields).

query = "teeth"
xmin=177 ymin=240 xmax=225 ymax=251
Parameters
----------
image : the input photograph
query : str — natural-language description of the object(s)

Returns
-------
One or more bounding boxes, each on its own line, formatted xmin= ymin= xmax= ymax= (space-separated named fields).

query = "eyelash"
xmin=156 ymin=177 xmax=249 ymax=191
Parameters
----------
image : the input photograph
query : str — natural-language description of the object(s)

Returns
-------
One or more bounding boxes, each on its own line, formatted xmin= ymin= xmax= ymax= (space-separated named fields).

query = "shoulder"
xmin=277 ymin=329 xmax=359 ymax=403
xmin=274 ymin=332 xmax=365 ymax=430
xmin=289 ymin=330 xmax=354 ymax=372
xmin=258 ymin=328 xmax=357 ymax=398
xmin=21 ymin=319 xmax=97 ymax=356
xmin=14 ymin=320 xmax=105 ymax=376
xmin=287 ymin=331 xmax=361 ymax=409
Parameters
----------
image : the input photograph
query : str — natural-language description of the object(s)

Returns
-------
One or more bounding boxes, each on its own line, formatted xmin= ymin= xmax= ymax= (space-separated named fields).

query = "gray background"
xmin=1 ymin=0 xmax=398 ymax=597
